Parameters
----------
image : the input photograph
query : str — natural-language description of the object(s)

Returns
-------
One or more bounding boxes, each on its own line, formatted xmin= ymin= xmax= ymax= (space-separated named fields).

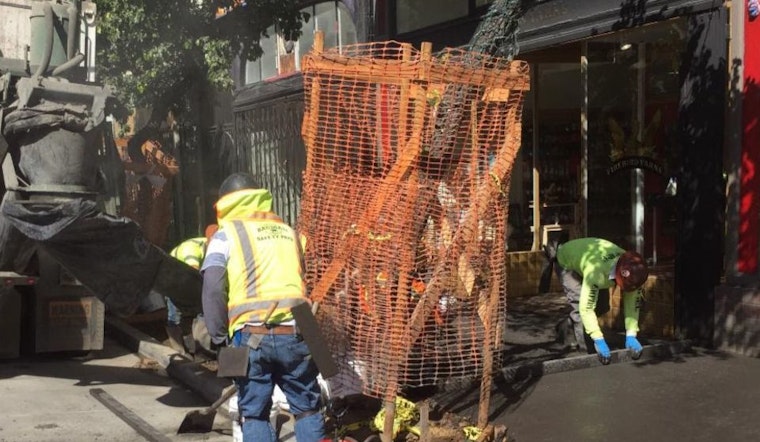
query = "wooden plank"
xmin=418 ymin=401 xmax=430 ymax=442
xmin=396 ymin=44 xmax=413 ymax=163
xmin=301 ymin=30 xmax=324 ymax=220
xmin=303 ymin=57 xmax=531 ymax=90
xmin=482 ymin=87 xmax=512 ymax=102
xmin=477 ymin=227 xmax=505 ymax=429
xmin=292 ymin=301 xmax=339 ymax=378
xmin=304 ymin=51 xmax=529 ymax=76
xmin=381 ymin=399 xmax=396 ymax=442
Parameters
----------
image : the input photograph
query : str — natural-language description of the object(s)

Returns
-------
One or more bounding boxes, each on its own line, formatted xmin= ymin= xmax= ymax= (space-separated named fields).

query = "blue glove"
xmin=593 ymin=338 xmax=611 ymax=365
xmin=626 ymin=335 xmax=643 ymax=360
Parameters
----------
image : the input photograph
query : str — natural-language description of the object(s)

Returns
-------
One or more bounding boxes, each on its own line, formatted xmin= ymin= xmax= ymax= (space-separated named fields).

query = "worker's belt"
xmin=242 ymin=324 xmax=299 ymax=335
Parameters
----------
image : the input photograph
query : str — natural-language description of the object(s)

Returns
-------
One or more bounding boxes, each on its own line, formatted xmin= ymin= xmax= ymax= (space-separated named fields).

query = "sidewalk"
xmin=109 ymin=292 xmax=696 ymax=441
xmin=105 ymin=317 xmax=300 ymax=441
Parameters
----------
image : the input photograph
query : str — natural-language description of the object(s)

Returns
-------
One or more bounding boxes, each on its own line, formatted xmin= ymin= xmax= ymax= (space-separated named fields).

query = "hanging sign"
xmin=607 ymin=155 xmax=665 ymax=175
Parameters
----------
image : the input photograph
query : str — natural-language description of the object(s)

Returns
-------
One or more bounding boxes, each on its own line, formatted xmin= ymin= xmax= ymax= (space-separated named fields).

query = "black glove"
xmin=210 ymin=340 xmax=226 ymax=360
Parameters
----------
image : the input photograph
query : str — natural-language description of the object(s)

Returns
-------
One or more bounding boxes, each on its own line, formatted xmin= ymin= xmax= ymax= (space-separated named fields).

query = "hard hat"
xmin=615 ymin=251 xmax=649 ymax=291
xmin=218 ymin=172 xmax=260 ymax=198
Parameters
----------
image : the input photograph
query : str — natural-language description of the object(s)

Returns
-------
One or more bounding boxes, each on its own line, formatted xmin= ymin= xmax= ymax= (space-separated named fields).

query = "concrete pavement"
xmin=105 ymin=316 xmax=300 ymax=441
xmin=107 ymin=292 xmax=760 ymax=442
xmin=0 ymin=336 xmax=232 ymax=442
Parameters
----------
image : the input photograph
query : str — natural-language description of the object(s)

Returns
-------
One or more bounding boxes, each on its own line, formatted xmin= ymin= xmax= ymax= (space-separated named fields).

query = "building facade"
xmin=208 ymin=0 xmax=760 ymax=354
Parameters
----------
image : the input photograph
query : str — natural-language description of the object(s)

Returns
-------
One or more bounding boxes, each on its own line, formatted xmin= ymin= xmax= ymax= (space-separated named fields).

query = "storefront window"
xmin=260 ymin=26 xmax=278 ymax=80
xmin=396 ymin=0 xmax=468 ymax=34
xmin=511 ymin=20 xmax=684 ymax=261
xmin=315 ymin=2 xmax=339 ymax=48
xmin=535 ymin=63 xmax=582 ymax=245
xmin=509 ymin=85 xmax=534 ymax=251
xmin=587 ymin=19 xmax=685 ymax=263
xmin=338 ymin=2 xmax=358 ymax=50
xmin=244 ymin=1 xmax=358 ymax=85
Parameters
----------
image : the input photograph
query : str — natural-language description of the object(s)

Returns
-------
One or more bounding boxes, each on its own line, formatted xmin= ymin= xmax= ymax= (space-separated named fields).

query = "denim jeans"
xmin=232 ymin=330 xmax=325 ymax=442
xmin=165 ymin=297 xmax=181 ymax=326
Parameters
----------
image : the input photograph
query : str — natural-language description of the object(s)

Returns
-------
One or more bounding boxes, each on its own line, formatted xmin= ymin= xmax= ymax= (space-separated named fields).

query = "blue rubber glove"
xmin=593 ymin=338 xmax=611 ymax=365
xmin=626 ymin=335 xmax=643 ymax=360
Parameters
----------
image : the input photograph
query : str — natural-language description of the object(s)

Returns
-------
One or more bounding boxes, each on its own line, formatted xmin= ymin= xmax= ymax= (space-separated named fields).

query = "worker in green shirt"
xmin=547 ymin=237 xmax=649 ymax=365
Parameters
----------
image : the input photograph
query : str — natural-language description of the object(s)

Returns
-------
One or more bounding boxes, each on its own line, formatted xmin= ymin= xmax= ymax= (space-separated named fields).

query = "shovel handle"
xmin=208 ymin=385 xmax=238 ymax=412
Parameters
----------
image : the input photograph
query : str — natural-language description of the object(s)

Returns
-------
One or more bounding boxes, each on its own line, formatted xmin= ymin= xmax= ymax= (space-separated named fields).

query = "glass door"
xmin=586 ymin=40 xmax=639 ymax=249
xmin=585 ymin=20 xmax=686 ymax=262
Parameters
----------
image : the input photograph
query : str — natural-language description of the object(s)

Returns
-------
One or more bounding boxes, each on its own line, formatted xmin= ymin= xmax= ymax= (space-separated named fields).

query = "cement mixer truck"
xmin=0 ymin=0 xmax=201 ymax=359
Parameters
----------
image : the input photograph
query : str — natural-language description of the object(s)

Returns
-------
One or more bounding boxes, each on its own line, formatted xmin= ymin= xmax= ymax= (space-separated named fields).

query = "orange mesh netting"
xmin=116 ymin=138 xmax=179 ymax=248
xmin=298 ymin=39 xmax=529 ymax=399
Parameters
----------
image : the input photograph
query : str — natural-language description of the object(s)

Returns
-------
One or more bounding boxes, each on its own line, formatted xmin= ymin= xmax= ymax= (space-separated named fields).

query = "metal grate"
xmin=234 ymin=96 xmax=306 ymax=227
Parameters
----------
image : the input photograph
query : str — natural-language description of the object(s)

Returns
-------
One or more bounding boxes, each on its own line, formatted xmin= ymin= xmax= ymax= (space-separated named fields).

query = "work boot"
xmin=165 ymin=325 xmax=187 ymax=354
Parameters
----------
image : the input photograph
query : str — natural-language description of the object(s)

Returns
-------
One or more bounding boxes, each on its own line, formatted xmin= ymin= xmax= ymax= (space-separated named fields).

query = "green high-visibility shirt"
xmin=556 ymin=237 xmax=642 ymax=339
xmin=170 ymin=237 xmax=206 ymax=270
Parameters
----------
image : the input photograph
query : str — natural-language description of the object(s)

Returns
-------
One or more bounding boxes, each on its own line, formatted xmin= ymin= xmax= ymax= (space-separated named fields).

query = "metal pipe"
xmin=66 ymin=1 xmax=79 ymax=60
xmin=33 ymin=2 xmax=54 ymax=77
xmin=51 ymin=52 xmax=84 ymax=76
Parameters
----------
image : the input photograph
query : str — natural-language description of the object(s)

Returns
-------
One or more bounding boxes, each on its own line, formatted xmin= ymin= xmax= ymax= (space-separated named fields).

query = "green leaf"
xmin=96 ymin=0 xmax=307 ymax=121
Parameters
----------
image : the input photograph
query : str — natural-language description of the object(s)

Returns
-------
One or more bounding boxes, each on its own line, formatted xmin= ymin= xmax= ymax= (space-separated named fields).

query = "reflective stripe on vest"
xmin=224 ymin=214 xmax=307 ymax=335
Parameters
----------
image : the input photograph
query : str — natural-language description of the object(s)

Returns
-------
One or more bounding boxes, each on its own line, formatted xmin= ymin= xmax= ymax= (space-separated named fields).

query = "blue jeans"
xmin=232 ymin=330 xmax=325 ymax=442
xmin=165 ymin=297 xmax=181 ymax=326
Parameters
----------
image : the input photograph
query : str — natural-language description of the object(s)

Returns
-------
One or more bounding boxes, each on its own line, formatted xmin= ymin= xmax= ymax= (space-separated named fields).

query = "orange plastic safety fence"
xmin=298 ymin=40 xmax=529 ymax=399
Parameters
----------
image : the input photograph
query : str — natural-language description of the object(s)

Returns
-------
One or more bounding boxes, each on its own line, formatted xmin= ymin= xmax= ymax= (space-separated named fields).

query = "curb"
xmin=106 ymin=314 xmax=692 ymax=428
xmin=104 ymin=315 xmax=233 ymax=415
xmin=501 ymin=339 xmax=693 ymax=381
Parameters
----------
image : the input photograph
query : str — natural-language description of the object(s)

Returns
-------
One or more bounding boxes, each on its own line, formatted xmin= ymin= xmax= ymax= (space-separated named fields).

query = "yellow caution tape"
xmin=489 ymin=172 xmax=505 ymax=196
xmin=371 ymin=397 xmax=420 ymax=438
xmin=463 ymin=426 xmax=482 ymax=441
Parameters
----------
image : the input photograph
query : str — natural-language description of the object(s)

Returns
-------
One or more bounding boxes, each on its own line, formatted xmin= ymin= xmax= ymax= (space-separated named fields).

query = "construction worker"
xmin=201 ymin=172 xmax=325 ymax=442
xmin=166 ymin=224 xmax=218 ymax=353
xmin=545 ymin=237 xmax=649 ymax=365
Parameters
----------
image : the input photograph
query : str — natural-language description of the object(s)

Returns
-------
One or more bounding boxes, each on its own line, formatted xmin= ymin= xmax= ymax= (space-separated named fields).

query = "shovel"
xmin=177 ymin=302 xmax=279 ymax=434
xmin=177 ymin=384 xmax=237 ymax=434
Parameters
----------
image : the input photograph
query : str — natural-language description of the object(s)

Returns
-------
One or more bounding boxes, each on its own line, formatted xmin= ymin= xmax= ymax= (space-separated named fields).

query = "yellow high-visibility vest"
xmin=223 ymin=212 xmax=307 ymax=336
xmin=169 ymin=237 xmax=206 ymax=269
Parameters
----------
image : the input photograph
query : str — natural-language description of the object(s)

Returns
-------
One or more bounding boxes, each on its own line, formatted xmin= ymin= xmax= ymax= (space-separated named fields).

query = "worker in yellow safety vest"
xmin=200 ymin=172 xmax=324 ymax=442
xmin=166 ymin=224 xmax=218 ymax=352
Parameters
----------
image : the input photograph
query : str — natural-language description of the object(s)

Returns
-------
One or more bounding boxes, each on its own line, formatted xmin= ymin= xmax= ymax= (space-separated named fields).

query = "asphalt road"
xmin=0 ymin=337 xmax=232 ymax=442
xmin=433 ymin=348 xmax=760 ymax=442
